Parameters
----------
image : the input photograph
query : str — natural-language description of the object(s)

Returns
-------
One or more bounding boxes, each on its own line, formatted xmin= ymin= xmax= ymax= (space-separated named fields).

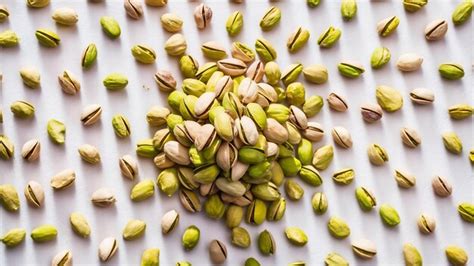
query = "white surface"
xmin=1 ymin=0 xmax=473 ymax=265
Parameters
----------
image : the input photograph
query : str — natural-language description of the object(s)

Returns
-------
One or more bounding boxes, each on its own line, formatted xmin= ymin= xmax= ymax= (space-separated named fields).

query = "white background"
xmin=0 ymin=0 xmax=473 ymax=265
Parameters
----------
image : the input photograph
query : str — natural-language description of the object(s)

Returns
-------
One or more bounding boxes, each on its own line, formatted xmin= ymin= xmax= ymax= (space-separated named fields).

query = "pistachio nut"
xmin=457 ymin=202 xmax=474 ymax=223
xmin=258 ymin=230 xmax=275 ymax=255
xmin=245 ymin=103 xmax=267 ymax=130
xmin=145 ymin=0 xmax=167 ymax=7
xmin=70 ymin=212 xmax=91 ymax=237
xmin=146 ymin=106 xmax=170 ymax=127
xmin=260 ymin=6 xmax=281 ymax=31
xmin=452 ymin=0 xmax=473 ymax=25
xmin=201 ymin=41 xmax=227 ymax=60
xmin=182 ymin=225 xmax=200 ymax=250
xmin=52 ymin=7 xmax=78 ymax=26
xmin=217 ymin=59 xmax=247 ymax=77
xmin=27 ymin=0 xmax=50 ymax=8
xmin=231 ymin=227 xmax=251 ymax=248
xmin=176 ymin=261 xmax=192 ymax=266
xmin=0 ymin=228 xmax=26 ymax=247
xmin=141 ymin=248 xmax=160 ymax=266
xmin=0 ymin=135 xmax=14 ymax=160
xmin=179 ymin=55 xmax=199 ymax=78
xmin=377 ymin=15 xmax=400 ymax=37
xmin=176 ymin=167 xmax=199 ymax=191
xmin=327 ymin=92 xmax=348 ymax=112
xmin=409 ymin=88 xmax=434 ymax=105
xmin=196 ymin=62 xmax=218 ymax=83
xmin=397 ymin=53 xmax=423 ymax=72
xmin=311 ymin=192 xmax=328 ymax=215
xmin=371 ymin=47 xmax=391 ymax=69
xmin=91 ymin=187 xmax=116 ymax=207
xmin=100 ymin=16 xmax=121 ymax=39
xmin=103 ymin=73 xmax=128 ymax=90
xmin=325 ymin=252 xmax=349 ymax=266
xmin=119 ymin=155 xmax=138 ymax=180
xmin=281 ymin=63 xmax=303 ymax=86
xmin=264 ymin=61 xmax=281 ymax=85
xmin=255 ymin=37 xmax=277 ymax=62
xmin=98 ymin=237 xmax=118 ymax=262
xmin=403 ymin=0 xmax=428 ymax=12
xmin=303 ymin=96 xmax=324 ymax=118
xmin=238 ymin=78 xmax=258 ymax=104
xmin=425 ymin=19 xmax=448 ymax=41
xmin=246 ymin=60 xmax=265 ymax=83
xmin=360 ymin=103 xmax=382 ymax=123
xmin=0 ymin=30 xmax=20 ymax=47
xmin=338 ymin=61 xmax=364 ymax=78
xmin=312 ymin=145 xmax=334 ymax=170
xmin=204 ymin=194 xmax=226 ymax=219
xmin=394 ymin=169 xmax=416 ymax=188
xmin=448 ymin=104 xmax=473 ymax=120
xmin=303 ymin=64 xmax=328 ymax=84
xmin=285 ymin=227 xmax=308 ymax=246
xmin=216 ymin=142 xmax=238 ymax=172
xmin=297 ymin=138 xmax=312 ymax=164
xmin=0 ymin=184 xmax=20 ymax=211
xmin=194 ymin=3 xmax=213 ymax=29
xmin=327 ymin=216 xmax=351 ymax=239
xmin=299 ymin=165 xmax=323 ymax=187
xmin=445 ymin=245 xmax=468 ymax=266
xmin=225 ymin=204 xmax=244 ymax=228
xmin=442 ymin=131 xmax=463 ymax=154
xmin=122 ymin=219 xmax=146 ymax=240
xmin=302 ymin=122 xmax=324 ymax=142
xmin=156 ymin=168 xmax=179 ymax=197
xmin=215 ymin=178 xmax=246 ymax=197
xmin=226 ymin=11 xmax=243 ymax=36
xmin=332 ymin=168 xmax=355 ymax=185
xmin=267 ymin=197 xmax=286 ymax=221
xmin=160 ymin=13 xmax=182 ymax=32
xmin=403 ymin=243 xmax=423 ymax=266
xmin=124 ymin=0 xmax=143 ymax=20
xmin=10 ymin=100 xmax=35 ymax=118
xmin=439 ymin=63 xmax=465 ymax=80
xmin=153 ymin=70 xmax=176 ymax=92
xmin=279 ymin=157 xmax=302 ymax=177
xmin=341 ymin=0 xmax=357 ymax=20
xmin=285 ymin=179 xmax=304 ymax=201
xmin=285 ymin=82 xmax=305 ymax=106
xmin=58 ymin=70 xmax=80 ymax=95
xmin=164 ymin=33 xmax=187 ymax=56
xmin=212 ymin=76 xmax=233 ymax=101
xmin=0 ymin=5 xmax=9 ymax=22
xmin=209 ymin=239 xmax=227 ymax=264
xmin=30 ymin=224 xmax=57 ymax=242
xmin=231 ymin=42 xmax=255 ymax=63
xmin=400 ymin=127 xmax=421 ymax=148
xmin=78 ymin=144 xmax=101 ymax=164
xmin=112 ymin=114 xmax=131 ymax=137
xmin=431 ymin=175 xmax=453 ymax=197
xmin=355 ymin=186 xmax=377 ymax=211
xmin=214 ymin=112 xmax=235 ymax=142
xmin=351 ymin=238 xmax=377 ymax=259
xmin=367 ymin=143 xmax=389 ymax=166
xmin=179 ymin=189 xmax=201 ymax=212
xmin=24 ymin=180 xmax=44 ymax=207
xmin=318 ymin=26 xmax=341 ymax=48
xmin=35 ymin=28 xmax=60 ymax=47
xmin=331 ymin=126 xmax=352 ymax=148
xmin=161 ymin=209 xmax=179 ymax=234
xmin=255 ymin=82 xmax=278 ymax=108
xmin=246 ymin=199 xmax=267 ymax=225
xmin=470 ymin=149 xmax=474 ymax=164
xmin=417 ymin=213 xmax=436 ymax=234
xmin=50 ymin=169 xmax=76 ymax=190
xmin=376 ymin=85 xmax=403 ymax=112
xmin=245 ymin=258 xmax=261 ymax=266
xmin=81 ymin=43 xmax=97 ymax=69
xmin=131 ymin=44 xmax=156 ymax=64
xmin=379 ymin=204 xmax=400 ymax=227
xmin=287 ymin=26 xmax=310 ymax=53
xmin=130 ymin=179 xmax=155 ymax=201
xmin=19 ymin=67 xmax=41 ymax=88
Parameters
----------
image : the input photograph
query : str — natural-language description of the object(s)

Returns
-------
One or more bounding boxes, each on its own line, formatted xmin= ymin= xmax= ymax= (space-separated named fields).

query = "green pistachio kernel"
xmin=226 ymin=11 xmax=244 ymax=36
xmin=318 ymin=26 xmax=341 ymax=48
xmin=371 ymin=47 xmax=391 ymax=69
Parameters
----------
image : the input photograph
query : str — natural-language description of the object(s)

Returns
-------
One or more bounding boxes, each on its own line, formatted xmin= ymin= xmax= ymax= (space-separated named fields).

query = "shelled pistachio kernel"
xmin=47 ymin=119 xmax=66 ymax=144
xmin=10 ymin=100 xmax=35 ymax=118
xmin=258 ymin=230 xmax=275 ymax=255
xmin=379 ymin=204 xmax=400 ymax=227
xmin=260 ymin=6 xmax=281 ymax=31
xmin=325 ymin=252 xmax=349 ymax=266
xmin=226 ymin=11 xmax=243 ymax=36
xmin=403 ymin=243 xmax=423 ymax=266
xmin=439 ymin=63 xmax=465 ymax=80
xmin=448 ymin=104 xmax=473 ymax=120
xmin=341 ymin=0 xmax=357 ymax=20
xmin=327 ymin=216 xmax=350 ymax=239
xmin=30 ymin=224 xmax=57 ymax=242
xmin=370 ymin=47 xmax=391 ymax=69
xmin=0 ymin=184 xmax=20 ymax=211
xmin=397 ymin=53 xmax=423 ymax=72
xmin=131 ymin=44 xmax=156 ymax=64
xmin=445 ymin=245 xmax=469 ymax=266
xmin=70 ymin=212 xmax=91 ymax=237
xmin=122 ymin=219 xmax=146 ymax=240
xmin=145 ymin=0 xmax=167 ymax=7
xmin=337 ymin=61 xmax=364 ymax=78
xmin=182 ymin=225 xmax=200 ymax=250
xmin=403 ymin=0 xmax=427 ymax=12
xmin=78 ymin=144 xmax=101 ymax=164
xmin=100 ymin=16 xmax=121 ymax=38
xmin=19 ymin=67 xmax=41 ymax=88
xmin=0 ymin=228 xmax=26 ymax=247
xmin=457 ymin=202 xmax=474 ymax=223
xmin=112 ymin=114 xmax=131 ymax=137
xmin=452 ymin=0 xmax=473 ymax=25
xmin=141 ymin=248 xmax=160 ymax=266
xmin=285 ymin=227 xmax=308 ymax=246
xmin=376 ymin=85 xmax=403 ymax=112
xmin=81 ymin=43 xmax=97 ymax=68
xmin=27 ymin=0 xmax=50 ymax=8
xmin=442 ymin=131 xmax=462 ymax=154
xmin=0 ymin=30 xmax=20 ymax=47
xmin=103 ymin=73 xmax=128 ymax=90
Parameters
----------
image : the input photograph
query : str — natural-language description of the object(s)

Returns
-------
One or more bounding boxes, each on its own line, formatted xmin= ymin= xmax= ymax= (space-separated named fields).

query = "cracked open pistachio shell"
xmin=238 ymin=78 xmax=258 ymax=104
xmin=255 ymin=82 xmax=277 ymax=107
xmin=81 ymin=43 xmax=97 ymax=69
xmin=260 ymin=6 xmax=281 ymax=31
xmin=251 ymin=182 xmax=280 ymax=201
xmin=0 ymin=5 xmax=10 ymax=22
xmin=201 ymin=41 xmax=227 ymax=60
xmin=394 ymin=169 xmax=416 ymax=188
xmin=255 ymin=38 xmax=277 ymax=62
xmin=0 ymin=136 xmax=14 ymax=160
xmin=58 ymin=70 xmax=80 ymax=95
xmin=445 ymin=245 xmax=468 ymax=266
xmin=281 ymin=63 xmax=303 ymax=86
xmin=332 ymin=168 xmax=354 ymax=185
xmin=209 ymin=239 xmax=228 ymax=264
xmin=367 ymin=143 xmax=389 ymax=166
xmin=425 ymin=19 xmax=448 ymax=41
xmin=417 ymin=213 xmax=436 ymax=234
xmin=431 ymin=175 xmax=453 ymax=197
xmin=27 ymin=0 xmax=50 ymax=8
xmin=145 ymin=0 xmax=167 ymax=7
xmin=20 ymin=67 xmax=40 ymax=88
xmin=146 ymin=106 xmax=170 ymax=127
xmin=217 ymin=58 xmax=247 ymax=77
xmin=194 ymin=92 xmax=217 ymax=119
xmin=154 ymin=70 xmax=177 ymax=92
xmin=377 ymin=15 xmax=400 ymax=37
xmin=130 ymin=179 xmax=155 ymax=201
xmin=338 ymin=61 xmax=364 ymax=78
xmin=179 ymin=55 xmax=199 ymax=78
xmin=119 ymin=155 xmax=138 ymax=180
xmin=91 ymin=188 xmax=116 ymax=207
xmin=124 ymin=0 xmax=143 ymax=20
xmin=31 ymin=225 xmax=57 ymax=242
xmin=327 ymin=93 xmax=348 ymax=112
xmin=161 ymin=209 xmax=179 ymax=234
xmin=231 ymin=42 xmax=255 ymax=63
xmin=52 ymin=7 xmax=78 ymax=26
xmin=245 ymin=103 xmax=267 ymax=130
xmin=299 ymin=165 xmax=323 ymax=186
xmin=179 ymin=189 xmax=201 ymax=212
xmin=448 ymin=104 xmax=473 ymax=120
xmin=258 ymin=230 xmax=275 ymax=255
xmin=360 ymin=103 xmax=383 ymax=123
xmin=122 ymin=219 xmax=146 ymax=240
xmin=266 ymin=197 xmax=285 ymax=221
xmin=156 ymin=168 xmax=179 ymax=196
xmin=457 ymin=202 xmax=474 ymax=223
xmin=264 ymin=61 xmax=281 ymax=85
xmin=327 ymin=216 xmax=350 ymax=239
xmin=452 ymin=0 xmax=473 ymax=25
xmin=397 ymin=53 xmax=423 ymax=72
xmin=131 ymin=44 xmax=156 ymax=64
xmin=409 ymin=88 xmax=434 ymax=105
xmin=400 ymin=127 xmax=421 ymax=148
xmin=403 ymin=0 xmax=427 ymax=12
xmin=442 ymin=131 xmax=462 ymax=154
xmin=214 ymin=112 xmax=235 ymax=142
xmin=318 ymin=26 xmax=341 ymax=48
xmin=302 ymin=122 xmax=324 ymax=142
xmin=216 ymin=178 xmax=246 ymax=197
xmin=311 ymin=192 xmax=327 ymax=215
xmin=303 ymin=96 xmax=324 ymax=118
xmin=331 ymin=126 xmax=352 ymax=148
xmin=226 ymin=11 xmax=243 ymax=36
xmin=194 ymin=3 xmax=212 ymax=29
xmin=70 ymin=212 xmax=91 ymax=237
xmin=0 ymin=228 xmax=26 ymax=247
xmin=214 ymin=76 xmax=233 ymax=101
xmin=35 ymin=28 xmax=60 ymax=47
xmin=24 ymin=181 xmax=44 ymax=207
xmin=403 ymin=243 xmax=423 ymax=266
xmin=287 ymin=26 xmax=310 ymax=53
xmin=164 ymin=33 xmax=187 ymax=56
xmin=51 ymin=250 xmax=73 ymax=266
xmin=236 ymin=116 xmax=259 ymax=146
xmin=352 ymin=238 xmax=377 ymax=259
xmin=379 ymin=204 xmax=400 ymax=227
xmin=216 ymin=142 xmax=238 ymax=172
xmin=0 ymin=184 xmax=19 ymax=211
xmin=439 ymin=63 xmax=464 ymax=80
xmin=160 ymin=12 xmax=182 ymax=32
xmin=10 ymin=100 xmax=35 ymax=118
xmin=0 ymin=30 xmax=20 ymax=47
xmin=100 ymin=16 xmax=121 ymax=39
xmin=355 ymin=186 xmax=377 ymax=211
xmin=371 ymin=47 xmax=391 ymax=69
xmin=286 ymin=82 xmax=305 ymax=106
xmin=99 ymin=237 xmax=118 ymax=262
xmin=50 ymin=169 xmax=75 ymax=190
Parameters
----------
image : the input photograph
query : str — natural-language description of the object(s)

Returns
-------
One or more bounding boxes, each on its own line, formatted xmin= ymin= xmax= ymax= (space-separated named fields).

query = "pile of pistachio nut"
xmin=0 ymin=0 xmax=473 ymax=266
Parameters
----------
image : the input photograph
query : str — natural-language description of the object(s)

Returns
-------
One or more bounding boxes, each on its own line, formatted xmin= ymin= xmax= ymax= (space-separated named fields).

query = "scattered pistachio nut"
xmin=457 ymin=202 xmax=474 ymax=223
xmin=130 ymin=179 xmax=155 ymax=201
xmin=58 ymin=70 xmax=81 ymax=95
xmin=397 ymin=53 xmax=423 ymax=72
xmin=318 ymin=26 xmax=341 ymax=48
xmin=394 ymin=169 xmax=416 ymax=188
xmin=341 ymin=0 xmax=357 ymax=20
xmin=448 ymin=104 xmax=473 ymax=120
xmin=35 ymin=28 xmax=60 ymax=47
xmin=400 ymin=127 xmax=421 ymax=148
xmin=124 ymin=0 xmax=143 ymax=19
xmin=100 ymin=16 xmax=121 ymax=39
xmin=311 ymin=192 xmax=328 ymax=214
xmin=0 ymin=135 xmax=15 ymax=160
xmin=403 ymin=0 xmax=428 ymax=12
xmin=445 ymin=245 xmax=469 ymax=266
xmin=260 ymin=6 xmax=281 ymax=31
xmin=164 ymin=33 xmax=187 ymax=56
xmin=338 ymin=61 xmax=364 ymax=78
xmin=30 ymin=224 xmax=57 ymax=242
xmin=417 ymin=213 xmax=436 ymax=234
xmin=202 ymin=41 xmax=228 ymax=60
xmin=327 ymin=216 xmax=350 ymax=239
xmin=332 ymin=168 xmax=355 ymax=185
xmin=194 ymin=3 xmax=212 ymax=29
xmin=0 ymin=30 xmax=20 ymax=47
xmin=81 ymin=104 xmax=102 ymax=126
xmin=285 ymin=226 xmax=308 ymax=246
xmin=331 ymin=126 xmax=352 ymax=148
xmin=371 ymin=47 xmax=391 ymax=69
xmin=258 ymin=229 xmax=275 ymax=255
xmin=50 ymin=169 xmax=76 ymax=190
xmin=231 ymin=227 xmax=251 ymax=248
xmin=182 ymin=225 xmax=200 ymax=250
xmin=439 ymin=63 xmax=464 ymax=80
xmin=376 ymin=85 xmax=403 ymax=112
xmin=303 ymin=64 xmax=328 ymax=84
xmin=70 ymin=212 xmax=91 ymax=237
xmin=19 ymin=67 xmax=41 ymax=88
xmin=161 ymin=13 xmax=183 ymax=32
xmin=425 ymin=19 xmax=448 ymax=41
xmin=351 ymin=238 xmax=377 ymax=259
xmin=377 ymin=15 xmax=400 ymax=37
xmin=379 ymin=204 xmax=400 ymax=227
xmin=145 ymin=0 xmax=167 ymax=7
xmin=403 ymin=243 xmax=423 ymax=266
xmin=360 ymin=103 xmax=383 ymax=123
xmin=0 ymin=228 xmax=26 ymax=247
xmin=91 ymin=188 xmax=116 ymax=207
xmin=51 ymin=250 xmax=72 ymax=266
xmin=367 ymin=143 xmax=389 ymax=166
xmin=255 ymin=37 xmax=277 ymax=62
xmin=452 ymin=0 xmax=473 ymax=25
xmin=52 ymin=7 xmax=78 ymax=26
xmin=355 ymin=186 xmax=377 ymax=211
xmin=81 ymin=43 xmax=98 ymax=69
xmin=325 ymin=252 xmax=349 ymax=266
xmin=24 ymin=180 xmax=44 ymax=207
xmin=155 ymin=70 xmax=177 ymax=92
xmin=112 ymin=114 xmax=131 ymax=137
xmin=0 ymin=184 xmax=20 ymax=211
xmin=78 ymin=144 xmax=101 ymax=164
xmin=327 ymin=92 xmax=348 ymax=112
xmin=103 ymin=73 xmax=128 ymax=90
xmin=98 ymin=237 xmax=118 ymax=262
xmin=226 ymin=11 xmax=243 ymax=36
xmin=431 ymin=175 xmax=453 ymax=197
xmin=409 ymin=88 xmax=434 ymax=105
xmin=27 ymin=0 xmax=50 ymax=8
xmin=287 ymin=26 xmax=310 ymax=53
xmin=209 ymin=239 xmax=227 ymax=264
xmin=131 ymin=44 xmax=156 ymax=64
xmin=0 ymin=5 xmax=9 ymax=22
xmin=10 ymin=100 xmax=35 ymax=118
xmin=442 ymin=131 xmax=463 ymax=154
xmin=122 ymin=219 xmax=146 ymax=240
xmin=161 ymin=209 xmax=179 ymax=234
xmin=141 ymin=248 xmax=160 ymax=266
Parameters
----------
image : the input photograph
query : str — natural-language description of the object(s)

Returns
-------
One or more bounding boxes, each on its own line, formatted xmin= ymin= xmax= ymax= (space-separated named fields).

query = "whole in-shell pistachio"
xmin=100 ymin=16 xmax=121 ymax=39
xmin=226 ymin=11 xmax=243 ymax=36
xmin=0 ymin=135 xmax=14 ymax=160
xmin=50 ymin=169 xmax=76 ymax=190
xmin=400 ymin=127 xmax=421 ymax=148
xmin=179 ymin=189 xmax=201 ymax=212
xmin=355 ymin=186 xmax=377 ymax=211
xmin=0 ymin=5 xmax=10 ymax=22
xmin=58 ymin=70 xmax=80 ymax=95
xmin=52 ymin=7 xmax=78 ymax=26
xmin=448 ymin=104 xmax=473 ymax=120
xmin=98 ymin=237 xmax=118 ymax=262
xmin=164 ymin=34 xmax=187 ymax=56
xmin=145 ymin=0 xmax=167 ymax=7
xmin=51 ymin=250 xmax=72 ymax=266
xmin=130 ymin=179 xmax=155 ymax=201
xmin=431 ymin=175 xmax=453 ymax=197
xmin=209 ymin=239 xmax=227 ymax=264
xmin=367 ymin=143 xmax=389 ymax=166
xmin=417 ymin=213 xmax=436 ymax=234
xmin=112 ymin=114 xmax=131 ymax=137
xmin=0 ymin=228 xmax=26 ymax=247
xmin=161 ymin=209 xmax=179 ymax=234
xmin=331 ymin=126 xmax=352 ymax=148
xmin=394 ymin=169 xmax=416 ymax=188
xmin=360 ymin=103 xmax=383 ymax=123
xmin=287 ymin=26 xmax=310 ymax=53
xmin=376 ymin=85 xmax=403 ymax=112
xmin=70 ymin=212 xmax=91 ymax=237
xmin=425 ymin=19 xmax=448 ymax=41
xmin=260 ymin=6 xmax=281 ymax=31
xmin=255 ymin=37 xmax=277 ymax=62
xmin=338 ymin=61 xmax=364 ymax=78
xmin=80 ymin=104 xmax=102 ymax=126
xmin=124 ymin=0 xmax=143 ymax=20
xmin=351 ymin=238 xmax=377 ymax=259
xmin=24 ymin=180 xmax=44 ymax=207
xmin=119 ymin=155 xmax=138 ymax=180
xmin=377 ymin=15 xmax=400 ymax=37
xmin=81 ymin=43 xmax=97 ymax=69
xmin=285 ymin=226 xmax=308 ymax=246
xmin=131 ymin=44 xmax=156 ymax=64
xmin=231 ymin=226 xmax=251 ymax=248
xmin=35 ymin=28 xmax=60 ymax=47
xmin=327 ymin=92 xmax=348 ymax=112
xmin=318 ymin=26 xmax=341 ymax=48
xmin=154 ymin=70 xmax=177 ymax=92
xmin=311 ymin=192 xmax=328 ymax=215
xmin=439 ymin=63 xmax=464 ymax=80
xmin=218 ymin=59 xmax=247 ymax=77
xmin=409 ymin=88 xmax=434 ymax=105
xmin=194 ymin=3 xmax=212 ymax=29
xmin=201 ymin=41 xmax=227 ymax=60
